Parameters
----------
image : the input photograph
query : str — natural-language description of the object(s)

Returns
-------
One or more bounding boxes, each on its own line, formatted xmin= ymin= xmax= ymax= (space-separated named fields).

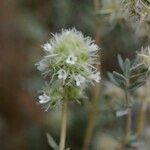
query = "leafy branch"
xmin=108 ymin=54 xmax=148 ymax=145
xmin=108 ymin=54 xmax=147 ymax=107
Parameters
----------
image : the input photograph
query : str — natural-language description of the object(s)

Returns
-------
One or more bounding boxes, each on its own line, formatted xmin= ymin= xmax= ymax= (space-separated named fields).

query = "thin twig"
xmin=82 ymin=0 xmax=101 ymax=150
xmin=124 ymin=108 xmax=131 ymax=144
xmin=136 ymin=102 xmax=147 ymax=138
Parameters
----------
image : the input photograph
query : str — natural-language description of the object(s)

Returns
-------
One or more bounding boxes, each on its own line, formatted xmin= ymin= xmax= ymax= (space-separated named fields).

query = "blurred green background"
xmin=0 ymin=0 xmax=149 ymax=150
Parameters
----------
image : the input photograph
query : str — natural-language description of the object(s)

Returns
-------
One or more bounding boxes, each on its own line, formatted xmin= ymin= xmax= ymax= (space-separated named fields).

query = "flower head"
xmin=36 ymin=28 xmax=101 ymax=110
xmin=121 ymin=0 xmax=150 ymax=38
xmin=122 ymin=0 xmax=150 ymax=23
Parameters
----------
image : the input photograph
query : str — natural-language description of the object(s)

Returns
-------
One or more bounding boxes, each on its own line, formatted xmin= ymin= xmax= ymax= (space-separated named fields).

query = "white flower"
xmin=39 ymin=94 xmax=50 ymax=104
xmin=42 ymin=43 xmax=52 ymax=53
xmin=75 ymin=74 xmax=85 ymax=86
xmin=36 ymin=60 xmax=48 ymax=71
xmin=66 ymin=54 xmax=77 ymax=64
xmin=90 ymin=72 xmax=101 ymax=83
xmin=57 ymin=69 xmax=67 ymax=80
xmin=88 ymin=43 xmax=99 ymax=53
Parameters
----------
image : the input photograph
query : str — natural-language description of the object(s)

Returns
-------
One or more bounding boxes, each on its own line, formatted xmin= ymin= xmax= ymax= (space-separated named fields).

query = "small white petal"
xmin=36 ymin=60 xmax=48 ymax=71
xmin=66 ymin=54 xmax=77 ymax=64
xmin=57 ymin=69 xmax=67 ymax=80
xmin=90 ymin=72 xmax=101 ymax=83
xmin=76 ymin=81 xmax=80 ymax=86
xmin=43 ymin=43 xmax=52 ymax=53
xmin=75 ymin=74 xmax=85 ymax=86
xmin=88 ymin=43 xmax=98 ymax=53
xmin=39 ymin=94 xmax=50 ymax=104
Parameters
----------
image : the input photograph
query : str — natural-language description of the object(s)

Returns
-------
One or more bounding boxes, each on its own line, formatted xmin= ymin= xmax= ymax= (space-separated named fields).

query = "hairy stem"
xmin=59 ymin=101 xmax=68 ymax=150
xmin=124 ymin=86 xmax=131 ymax=144
xmin=82 ymin=0 xmax=101 ymax=150
xmin=136 ymin=102 xmax=147 ymax=138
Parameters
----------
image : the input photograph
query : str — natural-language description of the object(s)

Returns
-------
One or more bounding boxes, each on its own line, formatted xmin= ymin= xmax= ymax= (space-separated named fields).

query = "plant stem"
xmin=82 ymin=96 xmax=98 ymax=150
xmin=124 ymin=86 xmax=131 ymax=144
xmin=124 ymin=108 xmax=131 ymax=143
xmin=59 ymin=101 xmax=68 ymax=150
xmin=82 ymin=0 xmax=101 ymax=150
xmin=93 ymin=0 xmax=101 ymax=44
xmin=136 ymin=102 xmax=147 ymax=138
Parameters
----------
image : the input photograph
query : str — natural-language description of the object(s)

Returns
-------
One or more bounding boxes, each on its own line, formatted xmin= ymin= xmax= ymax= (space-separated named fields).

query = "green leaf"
xmin=130 ymin=72 xmax=146 ymax=80
xmin=46 ymin=133 xmax=58 ymax=150
xmin=117 ymin=54 xmax=124 ymax=72
xmin=130 ymin=63 xmax=145 ymax=73
xmin=113 ymin=71 xmax=127 ymax=82
xmin=108 ymin=72 xmax=125 ymax=89
xmin=107 ymin=72 xmax=120 ymax=87
xmin=128 ymin=80 xmax=145 ymax=91
xmin=124 ymin=58 xmax=131 ymax=77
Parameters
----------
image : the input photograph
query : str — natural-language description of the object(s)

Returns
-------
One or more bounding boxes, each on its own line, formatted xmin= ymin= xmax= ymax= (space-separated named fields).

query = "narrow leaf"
xmin=130 ymin=63 xmax=145 ymax=73
xmin=107 ymin=72 xmax=120 ymax=86
xmin=113 ymin=71 xmax=127 ymax=82
xmin=117 ymin=54 xmax=124 ymax=72
xmin=124 ymin=58 xmax=131 ymax=76
xmin=130 ymin=72 xmax=146 ymax=80
xmin=46 ymin=133 xmax=58 ymax=150
xmin=128 ymin=80 xmax=145 ymax=91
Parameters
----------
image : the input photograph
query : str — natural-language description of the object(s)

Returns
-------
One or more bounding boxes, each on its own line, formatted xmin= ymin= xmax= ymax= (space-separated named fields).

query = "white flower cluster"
xmin=36 ymin=28 xmax=101 ymax=110
xmin=122 ymin=0 xmax=150 ymax=38
xmin=101 ymin=0 xmax=150 ymax=38
xmin=122 ymin=0 xmax=150 ymax=23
